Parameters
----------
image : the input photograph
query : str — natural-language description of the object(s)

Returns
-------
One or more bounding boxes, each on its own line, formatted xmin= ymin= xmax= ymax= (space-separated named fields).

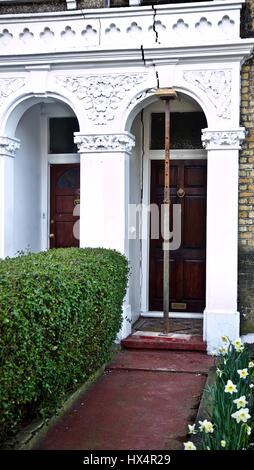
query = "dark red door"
xmin=149 ymin=159 xmax=207 ymax=313
xmin=50 ymin=164 xmax=80 ymax=248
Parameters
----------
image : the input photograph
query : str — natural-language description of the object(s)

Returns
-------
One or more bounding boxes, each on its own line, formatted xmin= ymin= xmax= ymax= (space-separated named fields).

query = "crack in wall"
xmin=151 ymin=6 xmax=160 ymax=89
xmin=151 ymin=4 xmax=159 ymax=44
xmin=141 ymin=44 xmax=146 ymax=67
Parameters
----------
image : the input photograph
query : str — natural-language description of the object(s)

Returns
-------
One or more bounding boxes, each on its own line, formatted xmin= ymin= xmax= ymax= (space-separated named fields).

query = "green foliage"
xmin=184 ymin=338 xmax=254 ymax=450
xmin=0 ymin=248 xmax=129 ymax=443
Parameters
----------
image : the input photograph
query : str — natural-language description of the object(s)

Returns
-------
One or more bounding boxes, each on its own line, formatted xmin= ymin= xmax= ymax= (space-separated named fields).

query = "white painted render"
xmin=0 ymin=1 xmax=253 ymax=351
xmin=14 ymin=104 xmax=42 ymax=254
xmin=129 ymin=113 xmax=142 ymax=325
xmin=6 ymin=100 xmax=79 ymax=255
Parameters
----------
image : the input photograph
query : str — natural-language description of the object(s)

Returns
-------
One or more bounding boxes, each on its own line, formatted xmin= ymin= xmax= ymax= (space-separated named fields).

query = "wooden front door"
xmin=149 ymin=159 xmax=207 ymax=313
xmin=50 ymin=164 xmax=80 ymax=248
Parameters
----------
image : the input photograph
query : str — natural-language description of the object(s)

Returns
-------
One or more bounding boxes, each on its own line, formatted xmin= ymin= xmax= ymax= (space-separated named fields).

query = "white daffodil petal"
xmin=184 ymin=441 xmax=197 ymax=450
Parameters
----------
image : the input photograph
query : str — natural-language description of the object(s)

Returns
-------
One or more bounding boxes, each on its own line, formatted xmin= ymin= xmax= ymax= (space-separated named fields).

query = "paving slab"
xmin=107 ymin=349 xmax=215 ymax=374
xmin=36 ymin=350 xmax=213 ymax=451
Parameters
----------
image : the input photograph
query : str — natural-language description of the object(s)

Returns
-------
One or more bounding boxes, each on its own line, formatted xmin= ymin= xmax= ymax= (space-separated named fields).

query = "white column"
xmin=0 ymin=136 xmax=20 ymax=259
xmin=202 ymin=129 xmax=245 ymax=352
xmin=74 ymin=132 xmax=135 ymax=340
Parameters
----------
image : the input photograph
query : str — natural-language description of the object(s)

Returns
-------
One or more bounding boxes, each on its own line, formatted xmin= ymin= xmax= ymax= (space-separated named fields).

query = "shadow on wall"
xmin=238 ymin=248 xmax=254 ymax=334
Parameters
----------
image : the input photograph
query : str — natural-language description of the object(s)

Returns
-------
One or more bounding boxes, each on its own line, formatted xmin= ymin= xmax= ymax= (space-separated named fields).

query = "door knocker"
xmin=177 ymin=187 xmax=185 ymax=198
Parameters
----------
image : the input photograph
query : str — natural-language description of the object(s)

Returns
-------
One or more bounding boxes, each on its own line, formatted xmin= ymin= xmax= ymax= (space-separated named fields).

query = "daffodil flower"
xmin=218 ymin=346 xmax=228 ymax=356
xmin=248 ymin=361 xmax=254 ymax=369
xmin=224 ymin=380 xmax=238 ymax=394
xmin=235 ymin=346 xmax=244 ymax=353
xmin=234 ymin=339 xmax=242 ymax=349
xmin=198 ymin=419 xmax=214 ymax=433
xmin=188 ymin=424 xmax=197 ymax=435
xmin=231 ymin=408 xmax=251 ymax=424
xmin=221 ymin=335 xmax=228 ymax=343
xmin=221 ymin=440 xmax=226 ymax=448
xmin=216 ymin=368 xmax=223 ymax=378
xmin=246 ymin=425 xmax=252 ymax=436
xmin=250 ymin=384 xmax=254 ymax=389
xmin=184 ymin=441 xmax=197 ymax=450
xmin=233 ymin=396 xmax=248 ymax=409
xmin=237 ymin=368 xmax=249 ymax=379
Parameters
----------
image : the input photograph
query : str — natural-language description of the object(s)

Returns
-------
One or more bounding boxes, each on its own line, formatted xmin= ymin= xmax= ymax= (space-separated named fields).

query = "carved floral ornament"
xmin=0 ymin=77 xmax=26 ymax=106
xmin=0 ymin=137 xmax=20 ymax=158
xmin=183 ymin=69 xmax=232 ymax=120
xmin=74 ymin=133 xmax=135 ymax=154
xmin=202 ymin=129 xmax=246 ymax=150
xmin=56 ymin=73 xmax=148 ymax=125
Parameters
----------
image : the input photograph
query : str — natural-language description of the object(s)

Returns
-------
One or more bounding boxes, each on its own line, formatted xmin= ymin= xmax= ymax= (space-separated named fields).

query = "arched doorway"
xmin=128 ymin=92 xmax=208 ymax=322
xmin=3 ymin=97 xmax=80 ymax=256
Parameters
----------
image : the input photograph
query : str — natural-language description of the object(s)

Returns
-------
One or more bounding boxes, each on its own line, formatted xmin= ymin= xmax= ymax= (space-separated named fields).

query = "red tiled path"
xmin=36 ymin=350 xmax=214 ymax=450
xmin=108 ymin=349 xmax=214 ymax=374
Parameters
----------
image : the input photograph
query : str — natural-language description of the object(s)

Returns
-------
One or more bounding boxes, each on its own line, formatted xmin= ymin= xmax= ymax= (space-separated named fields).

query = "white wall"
xmin=129 ymin=114 xmax=142 ymax=323
xmin=13 ymin=101 xmax=77 ymax=255
xmin=14 ymin=104 xmax=42 ymax=254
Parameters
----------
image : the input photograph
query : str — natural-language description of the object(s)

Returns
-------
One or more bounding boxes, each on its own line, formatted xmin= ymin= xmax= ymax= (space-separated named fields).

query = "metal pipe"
xmin=163 ymin=98 xmax=170 ymax=334
xmin=154 ymin=88 xmax=177 ymax=334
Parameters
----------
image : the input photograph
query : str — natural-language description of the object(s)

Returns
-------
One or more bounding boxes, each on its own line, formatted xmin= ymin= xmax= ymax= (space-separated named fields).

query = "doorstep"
xmin=121 ymin=331 xmax=207 ymax=352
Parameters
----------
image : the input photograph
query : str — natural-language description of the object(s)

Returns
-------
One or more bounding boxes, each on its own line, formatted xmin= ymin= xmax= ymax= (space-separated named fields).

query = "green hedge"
xmin=0 ymin=248 xmax=129 ymax=442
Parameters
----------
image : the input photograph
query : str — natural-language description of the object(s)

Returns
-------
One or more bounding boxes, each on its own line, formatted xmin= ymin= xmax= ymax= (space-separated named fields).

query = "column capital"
xmin=74 ymin=132 xmax=135 ymax=155
xmin=0 ymin=136 xmax=20 ymax=158
xmin=202 ymin=128 xmax=246 ymax=150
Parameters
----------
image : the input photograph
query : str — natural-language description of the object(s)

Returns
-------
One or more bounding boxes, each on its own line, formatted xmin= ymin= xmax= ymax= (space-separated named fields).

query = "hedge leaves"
xmin=0 ymin=248 xmax=128 ymax=442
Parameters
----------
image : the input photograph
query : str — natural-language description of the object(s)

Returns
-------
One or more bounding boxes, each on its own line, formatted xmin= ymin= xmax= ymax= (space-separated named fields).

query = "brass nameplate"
xmin=171 ymin=302 xmax=187 ymax=310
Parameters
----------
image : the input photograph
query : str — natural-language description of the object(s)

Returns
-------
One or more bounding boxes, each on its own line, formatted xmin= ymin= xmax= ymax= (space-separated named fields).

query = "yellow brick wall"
xmin=239 ymin=0 xmax=254 ymax=330
xmin=240 ymin=0 xmax=254 ymax=248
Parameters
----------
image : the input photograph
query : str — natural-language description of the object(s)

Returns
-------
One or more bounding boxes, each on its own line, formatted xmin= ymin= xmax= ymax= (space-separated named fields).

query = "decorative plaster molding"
xmin=0 ymin=136 xmax=20 ymax=158
xmin=183 ymin=69 xmax=232 ymax=119
xmin=201 ymin=128 xmax=245 ymax=150
xmin=56 ymin=73 xmax=148 ymax=125
xmin=74 ymin=133 xmax=135 ymax=154
xmin=0 ymin=78 xmax=26 ymax=106
xmin=127 ymin=89 xmax=152 ymax=110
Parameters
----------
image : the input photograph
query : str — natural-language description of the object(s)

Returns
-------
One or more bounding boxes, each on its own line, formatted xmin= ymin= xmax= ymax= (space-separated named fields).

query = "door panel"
xmin=149 ymin=159 xmax=207 ymax=313
xmin=183 ymin=260 xmax=205 ymax=299
xmin=50 ymin=164 xmax=80 ymax=249
xmin=183 ymin=197 xmax=206 ymax=248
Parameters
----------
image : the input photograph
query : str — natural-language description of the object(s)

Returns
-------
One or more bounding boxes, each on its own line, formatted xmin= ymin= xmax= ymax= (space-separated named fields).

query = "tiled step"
xmin=121 ymin=331 xmax=206 ymax=352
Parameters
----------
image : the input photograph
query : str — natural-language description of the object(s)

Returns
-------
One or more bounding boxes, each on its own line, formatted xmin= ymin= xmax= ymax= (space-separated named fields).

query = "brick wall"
xmin=78 ymin=0 xmax=105 ymax=8
xmin=239 ymin=0 xmax=254 ymax=332
xmin=0 ymin=1 xmax=105 ymax=14
xmin=0 ymin=1 xmax=67 ymax=14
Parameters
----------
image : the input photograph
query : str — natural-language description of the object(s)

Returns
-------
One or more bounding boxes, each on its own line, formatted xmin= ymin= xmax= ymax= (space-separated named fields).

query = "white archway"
xmin=116 ymin=80 xmax=245 ymax=351
xmin=0 ymin=93 xmax=81 ymax=258
xmin=126 ymin=93 xmax=208 ymax=327
xmin=120 ymin=83 xmax=213 ymax=135
xmin=0 ymin=91 xmax=83 ymax=138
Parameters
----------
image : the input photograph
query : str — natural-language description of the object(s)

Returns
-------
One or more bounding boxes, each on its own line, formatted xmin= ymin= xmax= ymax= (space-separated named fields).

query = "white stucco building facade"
xmin=0 ymin=0 xmax=253 ymax=351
